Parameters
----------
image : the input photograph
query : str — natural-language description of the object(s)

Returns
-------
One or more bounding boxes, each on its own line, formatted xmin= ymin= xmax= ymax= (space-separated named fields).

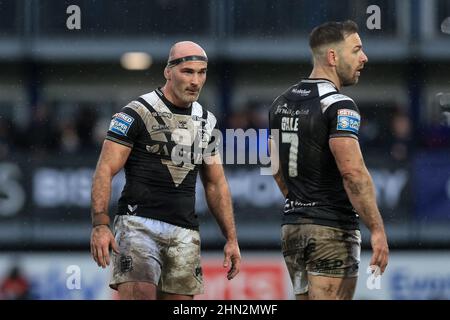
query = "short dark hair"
xmin=309 ymin=20 xmax=359 ymax=51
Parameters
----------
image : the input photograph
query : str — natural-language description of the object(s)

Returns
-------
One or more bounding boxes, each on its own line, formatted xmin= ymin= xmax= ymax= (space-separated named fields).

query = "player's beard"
xmin=337 ymin=61 xmax=359 ymax=87
xmin=174 ymin=85 xmax=201 ymax=105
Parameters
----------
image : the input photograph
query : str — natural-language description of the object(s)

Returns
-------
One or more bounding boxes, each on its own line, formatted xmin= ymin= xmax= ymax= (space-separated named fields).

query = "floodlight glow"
xmin=120 ymin=52 xmax=152 ymax=70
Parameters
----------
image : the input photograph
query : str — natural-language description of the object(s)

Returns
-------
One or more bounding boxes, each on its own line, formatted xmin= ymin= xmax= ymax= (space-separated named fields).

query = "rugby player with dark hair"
xmin=269 ymin=20 xmax=389 ymax=300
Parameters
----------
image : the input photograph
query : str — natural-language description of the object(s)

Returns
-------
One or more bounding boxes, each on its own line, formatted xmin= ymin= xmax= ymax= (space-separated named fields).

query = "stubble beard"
xmin=175 ymin=86 xmax=200 ymax=105
xmin=337 ymin=64 xmax=358 ymax=87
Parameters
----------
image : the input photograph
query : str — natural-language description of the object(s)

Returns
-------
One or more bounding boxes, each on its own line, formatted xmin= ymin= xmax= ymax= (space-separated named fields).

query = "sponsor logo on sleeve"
xmin=337 ymin=109 xmax=360 ymax=134
xmin=109 ymin=112 xmax=135 ymax=136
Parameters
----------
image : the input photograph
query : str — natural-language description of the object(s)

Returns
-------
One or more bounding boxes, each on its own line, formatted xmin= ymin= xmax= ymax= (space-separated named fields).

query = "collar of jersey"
xmin=302 ymin=78 xmax=339 ymax=91
xmin=155 ymin=87 xmax=193 ymax=115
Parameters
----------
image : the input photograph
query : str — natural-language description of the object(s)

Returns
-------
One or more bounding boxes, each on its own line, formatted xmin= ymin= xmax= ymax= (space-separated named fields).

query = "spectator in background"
xmin=422 ymin=111 xmax=450 ymax=149
xmin=28 ymin=104 xmax=60 ymax=154
xmin=389 ymin=111 xmax=412 ymax=162
xmin=225 ymin=100 xmax=270 ymax=165
xmin=246 ymin=100 xmax=270 ymax=164
xmin=357 ymin=111 xmax=381 ymax=150
xmin=246 ymin=100 xmax=268 ymax=129
xmin=226 ymin=100 xmax=269 ymax=131
xmin=93 ymin=116 xmax=113 ymax=148
xmin=225 ymin=110 xmax=249 ymax=164
xmin=57 ymin=103 xmax=104 ymax=154
xmin=0 ymin=117 xmax=16 ymax=159
xmin=0 ymin=266 xmax=30 ymax=300
xmin=227 ymin=110 xmax=249 ymax=131
xmin=59 ymin=120 xmax=81 ymax=154
xmin=75 ymin=105 xmax=99 ymax=152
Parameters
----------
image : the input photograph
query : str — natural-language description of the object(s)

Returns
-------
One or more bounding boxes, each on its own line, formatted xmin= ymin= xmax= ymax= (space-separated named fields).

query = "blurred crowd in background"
xmin=1 ymin=99 xmax=448 ymax=161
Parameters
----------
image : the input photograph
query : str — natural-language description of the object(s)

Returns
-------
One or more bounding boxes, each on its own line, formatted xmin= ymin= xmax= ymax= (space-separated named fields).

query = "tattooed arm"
xmin=329 ymin=137 xmax=389 ymax=274
xmin=90 ymin=140 xmax=131 ymax=268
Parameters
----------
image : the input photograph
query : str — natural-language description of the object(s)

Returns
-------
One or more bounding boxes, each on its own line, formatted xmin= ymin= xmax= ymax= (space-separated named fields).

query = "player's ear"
xmin=327 ymin=48 xmax=338 ymax=67
xmin=164 ymin=67 xmax=171 ymax=81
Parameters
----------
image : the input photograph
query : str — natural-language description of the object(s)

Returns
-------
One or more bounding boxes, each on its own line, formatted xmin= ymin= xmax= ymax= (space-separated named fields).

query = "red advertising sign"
xmin=197 ymin=257 xmax=289 ymax=300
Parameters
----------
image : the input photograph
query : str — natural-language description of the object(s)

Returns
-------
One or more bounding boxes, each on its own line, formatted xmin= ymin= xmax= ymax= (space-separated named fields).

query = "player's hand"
xmin=90 ymin=225 xmax=120 ymax=268
xmin=223 ymin=240 xmax=241 ymax=280
xmin=369 ymin=229 xmax=389 ymax=274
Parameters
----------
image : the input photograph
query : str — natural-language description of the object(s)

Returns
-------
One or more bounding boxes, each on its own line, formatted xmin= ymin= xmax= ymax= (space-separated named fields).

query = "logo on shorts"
xmin=304 ymin=238 xmax=317 ymax=260
xmin=314 ymin=259 xmax=344 ymax=274
xmin=119 ymin=255 xmax=133 ymax=273
xmin=194 ymin=266 xmax=203 ymax=283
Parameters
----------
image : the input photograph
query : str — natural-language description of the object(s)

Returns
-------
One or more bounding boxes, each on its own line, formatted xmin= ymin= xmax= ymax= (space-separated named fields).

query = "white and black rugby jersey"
xmin=106 ymin=88 xmax=219 ymax=230
xmin=269 ymin=78 xmax=361 ymax=230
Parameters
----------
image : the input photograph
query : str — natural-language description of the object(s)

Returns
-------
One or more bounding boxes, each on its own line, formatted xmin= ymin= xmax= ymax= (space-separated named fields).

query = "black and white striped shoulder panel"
xmin=123 ymin=100 xmax=149 ymax=120
xmin=301 ymin=79 xmax=337 ymax=97
xmin=138 ymin=91 xmax=173 ymax=116
xmin=120 ymin=91 xmax=168 ymax=122
xmin=320 ymin=93 xmax=355 ymax=114
xmin=127 ymin=91 xmax=174 ymax=143
xmin=131 ymin=91 xmax=174 ymax=122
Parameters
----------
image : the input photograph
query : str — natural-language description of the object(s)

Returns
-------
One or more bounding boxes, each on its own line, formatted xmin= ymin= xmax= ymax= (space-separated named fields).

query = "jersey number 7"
xmin=281 ymin=132 xmax=298 ymax=178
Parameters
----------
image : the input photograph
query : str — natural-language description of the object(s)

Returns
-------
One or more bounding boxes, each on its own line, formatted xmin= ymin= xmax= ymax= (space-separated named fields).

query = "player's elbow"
xmin=340 ymin=168 xmax=366 ymax=184
xmin=203 ymin=182 xmax=216 ymax=195
xmin=206 ymin=178 xmax=230 ymax=197
xmin=341 ymin=168 xmax=373 ymax=195
xmin=94 ymin=162 xmax=116 ymax=181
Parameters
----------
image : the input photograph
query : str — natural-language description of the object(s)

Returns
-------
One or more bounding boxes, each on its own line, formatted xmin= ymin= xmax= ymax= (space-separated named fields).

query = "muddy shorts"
xmin=109 ymin=215 xmax=203 ymax=295
xmin=281 ymin=224 xmax=361 ymax=295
